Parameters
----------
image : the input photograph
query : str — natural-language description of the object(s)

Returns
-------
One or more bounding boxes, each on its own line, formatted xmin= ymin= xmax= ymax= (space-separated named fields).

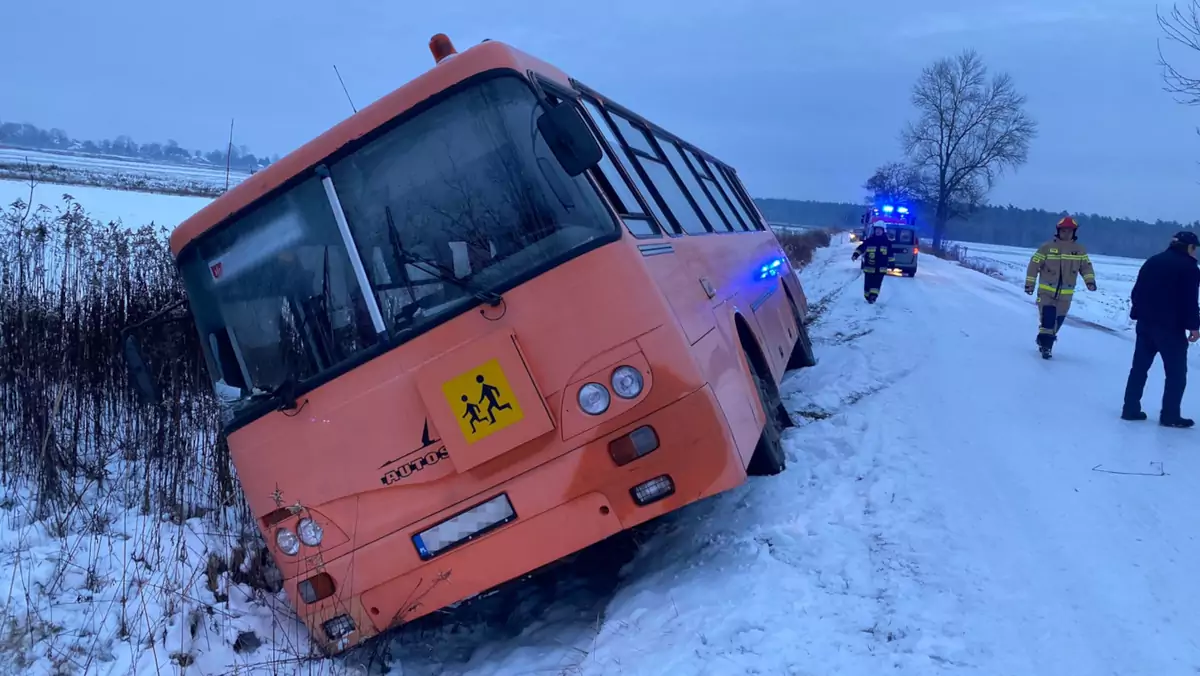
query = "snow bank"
xmin=0 ymin=469 xmax=337 ymax=676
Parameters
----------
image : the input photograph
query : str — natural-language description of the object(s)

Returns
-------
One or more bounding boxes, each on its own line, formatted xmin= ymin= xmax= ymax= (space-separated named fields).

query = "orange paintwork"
xmin=168 ymin=37 xmax=812 ymax=655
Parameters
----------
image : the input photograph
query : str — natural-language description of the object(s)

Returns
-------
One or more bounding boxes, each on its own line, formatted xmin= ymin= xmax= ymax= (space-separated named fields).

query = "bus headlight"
xmin=578 ymin=383 xmax=611 ymax=415
xmin=275 ymin=528 xmax=300 ymax=556
xmin=610 ymin=366 xmax=644 ymax=399
xmin=297 ymin=518 xmax=324 ymax=547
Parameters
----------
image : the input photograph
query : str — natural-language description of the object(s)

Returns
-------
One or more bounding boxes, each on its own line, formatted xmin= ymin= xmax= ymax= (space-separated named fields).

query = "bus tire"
xmin=746 ymin=362 xmax=788 ymax=477
xmin=784 ymin=293 xmax=817 ymax=370
xmin=786 ymin=321 xmax=816 ymax=370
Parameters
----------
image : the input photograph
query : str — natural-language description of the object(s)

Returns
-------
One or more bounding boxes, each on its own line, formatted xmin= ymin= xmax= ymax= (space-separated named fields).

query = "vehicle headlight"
xmin=297 ymin=518 xmax=324 ymax=547
xmin=275 ymin=528 xmax=300 ymax=556
xmin=610 ymin=366 xmax=644 ymax=399
xmin=577 ymin=383 xmax=611 ymax=415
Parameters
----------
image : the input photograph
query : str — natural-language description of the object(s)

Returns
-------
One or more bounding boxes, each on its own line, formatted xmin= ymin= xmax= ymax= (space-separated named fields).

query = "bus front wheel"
xmin=746 ymin=364 xmax=788 ymax=477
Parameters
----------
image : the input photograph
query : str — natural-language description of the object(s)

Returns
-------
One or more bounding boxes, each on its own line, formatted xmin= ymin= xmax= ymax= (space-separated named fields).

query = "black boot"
xmin=1160 ymin=416 xmax=1195 ymax=428
xmin=1121 ymin=409 xmax=1148 ymax=421
xmin=1036 ymin=334 xmax=1055 ymax=359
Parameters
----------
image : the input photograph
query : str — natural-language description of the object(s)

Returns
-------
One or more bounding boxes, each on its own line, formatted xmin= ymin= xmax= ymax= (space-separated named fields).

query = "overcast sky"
xmin=2 ymin=0 xmax=1196 ymax=223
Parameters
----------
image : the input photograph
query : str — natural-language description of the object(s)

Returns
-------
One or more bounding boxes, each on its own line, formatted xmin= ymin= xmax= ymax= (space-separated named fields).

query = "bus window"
xmin=713 ymin=165 xmax=764 ymax=231
xmin=328 ymin=76 xmax=617 ymax=337
xmin=659 ymin=138 xmax=733 ymax=232
xmin=581 ymin=98 xmax=671 ymax=237
xmin=573 ymin=102 xmax=660 ymax=237
xmin=177 ymin=175 xmax=380 ymax=417
xmin=687 ymin=150 xmax=749 ymax=232
xmin=606 ymin=112 xmax=710 ymax=235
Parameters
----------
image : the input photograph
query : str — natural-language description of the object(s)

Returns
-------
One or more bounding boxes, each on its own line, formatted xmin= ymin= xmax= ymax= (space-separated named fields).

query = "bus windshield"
xmin=178 ymin=74 xmax=617 ymax=422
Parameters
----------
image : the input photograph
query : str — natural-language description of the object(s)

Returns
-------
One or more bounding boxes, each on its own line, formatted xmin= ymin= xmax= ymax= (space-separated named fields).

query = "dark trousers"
xmin=1123 ymin=323 xmax=1188 ymax=419
xmin=1036 ymin=293 xmax=1070 ymax=348
xmin=863 ymin=272 xmax=884 ymax=301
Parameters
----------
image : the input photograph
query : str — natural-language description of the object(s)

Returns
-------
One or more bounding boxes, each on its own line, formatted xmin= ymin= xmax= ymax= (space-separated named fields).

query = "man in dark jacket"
xmin=1122 ymin=231 xmax=1200 ymax=427
xmin=852 ymin=225 xmax=894 ymax=304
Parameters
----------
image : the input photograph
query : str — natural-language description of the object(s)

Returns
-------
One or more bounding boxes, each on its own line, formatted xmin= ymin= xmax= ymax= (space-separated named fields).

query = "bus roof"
xmin=168 ymin=38 xmax=572 ymax=256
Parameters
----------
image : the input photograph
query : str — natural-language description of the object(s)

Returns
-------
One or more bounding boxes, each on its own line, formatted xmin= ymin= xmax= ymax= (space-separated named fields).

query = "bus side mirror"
xmin=122 ymin=333 xmax=161 ymax=405
xmin=537 ymin=103 xmax=602 ymax=177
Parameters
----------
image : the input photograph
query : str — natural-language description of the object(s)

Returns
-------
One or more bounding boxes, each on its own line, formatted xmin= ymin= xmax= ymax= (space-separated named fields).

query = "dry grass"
xmin=0 ymin=182 xmax=336 ymax=674
xmin=776 ymin=228 xmax=834 ymax=269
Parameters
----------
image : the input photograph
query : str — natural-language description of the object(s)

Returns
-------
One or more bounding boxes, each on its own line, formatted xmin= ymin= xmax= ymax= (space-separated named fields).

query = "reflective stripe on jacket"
xmin=855 ymin=235 xmax=894 ymax=274
xmin=1025 ymin=238 xmax=1095 ymax=297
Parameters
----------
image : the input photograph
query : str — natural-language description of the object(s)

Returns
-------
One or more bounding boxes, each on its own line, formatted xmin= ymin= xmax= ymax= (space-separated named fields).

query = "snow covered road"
xmin=6 ymin=239 xmax=1198 ymax=675
xmin=385 ymin=242 xmax=1200 ymax=675
xmin=824 ymin=248 xmax=1200 ymax=675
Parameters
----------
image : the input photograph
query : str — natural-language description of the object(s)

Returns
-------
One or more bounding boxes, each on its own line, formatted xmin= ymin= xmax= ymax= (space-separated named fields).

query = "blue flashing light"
xmin=756 ymin=257 xmax=785 ymax=280
xmin=882 ymin=205 xmax=895 ymax=213
xmin=897 ymin=206 xmax=909 ymax=214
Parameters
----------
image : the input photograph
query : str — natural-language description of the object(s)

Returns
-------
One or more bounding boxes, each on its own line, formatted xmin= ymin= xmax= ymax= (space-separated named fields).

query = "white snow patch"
xmin=0 ymin=179 xmax=212 ymax=229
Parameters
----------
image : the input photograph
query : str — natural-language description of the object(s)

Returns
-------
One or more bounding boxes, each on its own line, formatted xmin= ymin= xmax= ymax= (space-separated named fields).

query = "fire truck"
xmin=858 ymin=204 xmax=920 ymax=277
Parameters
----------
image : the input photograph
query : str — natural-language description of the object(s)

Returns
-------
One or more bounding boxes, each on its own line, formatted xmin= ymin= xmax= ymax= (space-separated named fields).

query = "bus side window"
xmin=607 ymin=112 xmax=710 ymax=235
xmin=659 ymin=138 xmax=733 ymax=232
xmin=571 ymin=97 xmax=657 ymax=237
xmin=713 ymin=165 xmax=764 ymax=231
xmin=688 ymin=150 xmax=750 ymax=232
xmin=579 ymin=97 xmax=662 ymax=238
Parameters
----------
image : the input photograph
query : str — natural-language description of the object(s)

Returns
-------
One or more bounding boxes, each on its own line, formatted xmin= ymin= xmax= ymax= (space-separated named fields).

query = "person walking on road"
xmin=1122 ymin=231 xmax=1200 ymax=428
xmin=1024 ymin=215 xmax=1097 ymax=358
xmin=852 ymin=224 xmax=894 ymax=304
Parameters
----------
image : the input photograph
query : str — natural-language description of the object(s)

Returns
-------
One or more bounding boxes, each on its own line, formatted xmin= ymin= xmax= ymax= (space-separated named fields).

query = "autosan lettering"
xmin=380 ymin=447 xmax=450 ymax=486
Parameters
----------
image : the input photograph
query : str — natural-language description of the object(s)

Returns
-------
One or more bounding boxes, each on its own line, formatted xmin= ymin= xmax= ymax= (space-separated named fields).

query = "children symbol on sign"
xmin=460 ymin=395 xmax=485 ymax=434
xmin=477 ymin=374 xmax=513 ymax=423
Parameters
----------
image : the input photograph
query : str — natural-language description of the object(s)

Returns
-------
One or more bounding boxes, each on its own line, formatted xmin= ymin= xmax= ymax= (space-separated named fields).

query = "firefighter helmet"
xmin=1057 ymin=215 xmax=1078 ymax=230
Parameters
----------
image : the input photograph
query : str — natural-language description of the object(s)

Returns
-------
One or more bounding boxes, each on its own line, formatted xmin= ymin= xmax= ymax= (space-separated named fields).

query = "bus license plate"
xmin=412 ymin=493 xmax=516 ymax=560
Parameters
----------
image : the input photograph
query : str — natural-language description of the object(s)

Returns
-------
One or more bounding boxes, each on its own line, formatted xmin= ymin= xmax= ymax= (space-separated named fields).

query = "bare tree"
xmin=863 ymin=161 xmax=922 ymax=206
xmin=901 ymin=49 xmax=1037 ymax=249
xmin=1158 ymin=2 xmax=1200 ymax=105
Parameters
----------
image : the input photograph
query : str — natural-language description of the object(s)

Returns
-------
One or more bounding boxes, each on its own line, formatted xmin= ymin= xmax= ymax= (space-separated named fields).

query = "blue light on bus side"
xmin=757 ymin=258 xmax=784 ymax=280
xmin=882 ymin=205 xmax=895 ymax=213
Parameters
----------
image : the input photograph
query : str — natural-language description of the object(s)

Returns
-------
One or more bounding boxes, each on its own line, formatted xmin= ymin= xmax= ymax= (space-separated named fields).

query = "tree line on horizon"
xmin=754 ymin=197 xmax=1197 ymax=260
xmin=0 ymin=119 xmax=276 ymax=173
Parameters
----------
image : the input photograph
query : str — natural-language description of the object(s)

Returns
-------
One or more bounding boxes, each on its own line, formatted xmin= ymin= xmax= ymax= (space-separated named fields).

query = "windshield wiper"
xmin=385 ymin=207 xmax=502 ymax=307
xmin=246 ymin=377 xmax=300 ymax=411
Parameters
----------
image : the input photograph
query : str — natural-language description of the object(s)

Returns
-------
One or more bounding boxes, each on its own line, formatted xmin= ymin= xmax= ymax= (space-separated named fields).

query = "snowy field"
xmin=5 ymin=228 xmax=1198 ymax=674
xmin=952 ymin=240 xmax=1141 ymax=333
xmin=0 ymin=178 xmax=212 ymax=229
xmin=0 ymin=147 xmax=246 ymax=192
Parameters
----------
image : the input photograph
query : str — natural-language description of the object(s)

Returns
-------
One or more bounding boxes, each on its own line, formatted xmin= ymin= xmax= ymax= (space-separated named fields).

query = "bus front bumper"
xmin=291 ymin=383 xmax=745 ymax=655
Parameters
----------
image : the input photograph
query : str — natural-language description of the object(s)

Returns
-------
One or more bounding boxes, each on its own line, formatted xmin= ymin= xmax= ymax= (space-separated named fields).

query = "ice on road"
xmin=389 ymin=242 xmax=1200 ymax=675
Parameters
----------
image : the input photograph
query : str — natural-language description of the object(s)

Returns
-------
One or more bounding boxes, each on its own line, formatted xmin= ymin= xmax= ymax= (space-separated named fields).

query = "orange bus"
xmin=127 ymin=34 xmax=817 ymax=655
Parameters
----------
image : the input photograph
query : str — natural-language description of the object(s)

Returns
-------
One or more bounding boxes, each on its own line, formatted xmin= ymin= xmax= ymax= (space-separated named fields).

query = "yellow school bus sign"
xmin=440 ymin=358 xmax=525 ymax=443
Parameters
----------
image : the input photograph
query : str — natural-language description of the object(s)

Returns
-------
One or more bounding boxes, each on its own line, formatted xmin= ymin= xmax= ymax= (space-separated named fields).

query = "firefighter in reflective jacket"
xmin=1024 ymin=215 xmax=1097 ymax=357
xmin=852 ymin=224 xmax=894 ymax=304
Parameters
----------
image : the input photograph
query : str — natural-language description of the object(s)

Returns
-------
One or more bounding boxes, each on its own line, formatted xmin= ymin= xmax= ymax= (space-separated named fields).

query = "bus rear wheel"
xmin=784 ymin=291 xmax=817 ymax=370
xmin=746 ymin=364 xmax=788 ymax=477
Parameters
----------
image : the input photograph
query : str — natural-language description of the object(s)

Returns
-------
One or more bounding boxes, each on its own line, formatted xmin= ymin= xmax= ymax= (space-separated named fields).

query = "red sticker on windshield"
xmin=209 ymin=260 xmax=224 ymax=280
